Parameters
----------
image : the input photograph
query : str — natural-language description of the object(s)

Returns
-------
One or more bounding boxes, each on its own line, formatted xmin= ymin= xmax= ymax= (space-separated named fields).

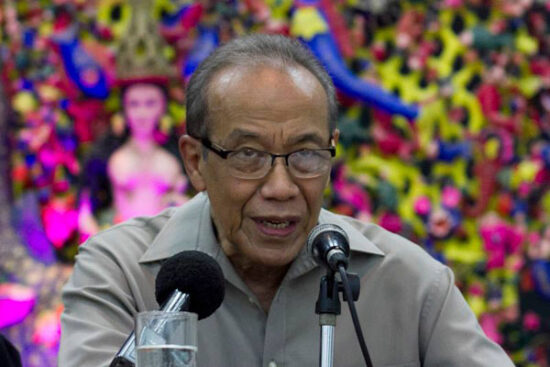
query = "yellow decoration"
xmin=510 ymin=160 xmax=541 ymax=188
xmin=501 ymin=283 xmax=517 ymax=308
xmin=115 ymin=0 xmax=175 ymax=83
xmin=38 ymin=85 xmax=61 ymax=103
xmin=451 ymin=88 xmax=485 ymax=135
xmin=168 ymin=103 xmax=186 ymax=126
xmin=153 ymin=0 xmax=178 ymax=20
xmin=163 ymin=45 xmax=175 ymax=61
xmin=444 ymin=219 xmax=485 ymax=265
xmin=97 ymin=0 xmax=132 ymax=39
xmin=432 ymin=159 xmax=469 ymax=188
xmin=541 ymin=191 xmax=550 ymax=217
xmin=56 ymin=111 xmax=70 ymax=128
xmin=12 ymin=92 xmax=37 ymax=114
xmin=515 ymin=29 xmax=538 ymax=55
xmin=444 ymin=234 xmax=485 ymax=265
xmin=427 ymin=26 xmax=465 ymax=79
xmin=159 ymin=115 xmax=173 ymax=133
xmin=267 ymin=0 xmax=293 ymax=20
xmin=517 ymin=75 xmax=541 ymax=98
xmin=484 ymin=138 xmax=500 ymax=160
xmin=106 ymin=92 xmax=121 ymax=112
xmin=111 ymin=113 xmax=125 ymax=136
xmin=416 ymin=100 xmax=446 ymax=150
xmin=375 ymin=56 xmax=402 ymax=95
xmin=290 ymin=7 xmax=329 ymax=40
xmin=38 ymin=22 xmax=53 ymax=37
xmin=467 ymin=295 xmax=486 ymax=318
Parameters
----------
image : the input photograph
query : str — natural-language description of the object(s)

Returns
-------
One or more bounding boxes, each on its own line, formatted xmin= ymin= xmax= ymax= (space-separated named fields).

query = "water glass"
xmin=135 ymin=311 xmax=198 ymax=367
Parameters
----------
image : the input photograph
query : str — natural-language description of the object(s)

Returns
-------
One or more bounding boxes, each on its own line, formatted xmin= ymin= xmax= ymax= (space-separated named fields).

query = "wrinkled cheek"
xmin=211 ymin=199 xmax=245 ymax=242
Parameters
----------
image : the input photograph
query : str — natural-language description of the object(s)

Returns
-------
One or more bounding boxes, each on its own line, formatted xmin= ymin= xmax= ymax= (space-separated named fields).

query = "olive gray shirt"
xmin=59 ymin=192 xmax=514 ymax=367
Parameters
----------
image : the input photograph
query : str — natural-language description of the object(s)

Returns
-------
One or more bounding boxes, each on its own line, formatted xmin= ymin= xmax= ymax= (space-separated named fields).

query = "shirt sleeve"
xmin=420 ymin=266 xmax=515 ymax=367
xmin=58 ymin=238 xmax=138 ymax=367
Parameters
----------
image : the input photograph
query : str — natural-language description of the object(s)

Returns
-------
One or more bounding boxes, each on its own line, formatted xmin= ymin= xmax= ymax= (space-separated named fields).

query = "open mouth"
xmin=260 ymin=219 xmax=292 ymax=229
xmin=254 ymin=217 xmax=299 ymax=237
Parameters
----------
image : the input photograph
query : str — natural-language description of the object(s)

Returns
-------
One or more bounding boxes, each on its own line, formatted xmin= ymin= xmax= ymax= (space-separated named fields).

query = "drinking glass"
xmin=135 ymin=311 xmax=198 ymax=367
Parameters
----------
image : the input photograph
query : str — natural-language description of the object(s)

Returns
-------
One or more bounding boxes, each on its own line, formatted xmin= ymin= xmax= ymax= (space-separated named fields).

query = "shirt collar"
xmin=318 ymin=210 xmax=385 ymax=256
xmin=139 ymin=192 xmax=220 ymax=264
xmin=139 ymin=192 xmax=385 ymax=265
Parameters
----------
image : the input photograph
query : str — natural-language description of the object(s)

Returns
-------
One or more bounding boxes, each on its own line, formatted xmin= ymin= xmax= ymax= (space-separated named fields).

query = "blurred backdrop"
xmin=1 ymin=0 xmax=550 ymax=365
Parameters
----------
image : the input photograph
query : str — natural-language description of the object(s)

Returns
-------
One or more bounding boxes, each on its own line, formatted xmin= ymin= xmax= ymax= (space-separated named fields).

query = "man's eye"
xmin=290 ymin=149 xmax=331 ymax=169
xmin=232 ymin=148 xmax=263 ymax=160
xmin=294 ymin=149 xmax=320 ymax=159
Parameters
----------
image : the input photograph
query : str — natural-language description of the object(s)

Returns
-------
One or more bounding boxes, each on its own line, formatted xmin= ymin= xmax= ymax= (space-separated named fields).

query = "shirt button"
xmin=268 ymin=361 xmax=278 ymax=367
xmin=248 ymin=297 xmax=255 ymax=304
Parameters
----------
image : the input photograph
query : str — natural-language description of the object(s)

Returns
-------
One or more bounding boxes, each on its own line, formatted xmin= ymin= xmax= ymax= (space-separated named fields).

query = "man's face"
xmin=183 ymin=65 xmax=335 ymax=269
xmin=123 ymin=83 xmax=165 ymax=139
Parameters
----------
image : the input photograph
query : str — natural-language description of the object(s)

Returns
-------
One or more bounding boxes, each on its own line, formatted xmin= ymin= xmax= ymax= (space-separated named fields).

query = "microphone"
xmin=307 ymin=223 xmax=350 ymax=272
xmin=110 ymin=250 xmax=225 ymax=367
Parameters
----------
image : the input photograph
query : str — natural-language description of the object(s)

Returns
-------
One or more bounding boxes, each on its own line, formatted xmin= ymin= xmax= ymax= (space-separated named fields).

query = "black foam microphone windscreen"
xmin=155 ymin=250 xmax=225 ymax=320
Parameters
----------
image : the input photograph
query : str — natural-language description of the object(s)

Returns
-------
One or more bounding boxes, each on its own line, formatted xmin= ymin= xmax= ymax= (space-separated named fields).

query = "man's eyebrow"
xmin=224 ymin=129 xmax=327 ymax=146
xmin=288 ymin=133 xmax=327 ymax=147
xmin=224 ymin=129 xmax=261 ymax=143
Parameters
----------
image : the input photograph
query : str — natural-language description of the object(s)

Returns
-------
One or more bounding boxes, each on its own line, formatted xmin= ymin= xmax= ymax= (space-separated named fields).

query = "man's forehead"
xmin=204 ymin=63 xmax=330 ymax=140
xmin=209 ymin=63 xmax=322 ymax=98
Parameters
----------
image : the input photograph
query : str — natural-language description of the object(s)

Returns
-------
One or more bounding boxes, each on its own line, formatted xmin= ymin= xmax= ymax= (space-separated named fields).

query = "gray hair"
xmin=185 ymin=34 xmax=338 ymax=138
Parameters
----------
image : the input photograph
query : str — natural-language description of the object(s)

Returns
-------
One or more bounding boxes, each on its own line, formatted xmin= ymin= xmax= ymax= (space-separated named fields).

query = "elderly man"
xmin=59 ymin=34 xmax=514 ymax=367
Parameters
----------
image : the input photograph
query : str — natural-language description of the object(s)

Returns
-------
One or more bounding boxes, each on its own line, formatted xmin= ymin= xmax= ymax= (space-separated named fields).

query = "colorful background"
xmin=1 ymin=0 xmax=550 ymax=365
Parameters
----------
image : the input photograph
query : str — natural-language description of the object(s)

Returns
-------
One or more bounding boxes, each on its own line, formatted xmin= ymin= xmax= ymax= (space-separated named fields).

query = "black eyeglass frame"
xmin=192 ymin=135 xmax=336 ymax=175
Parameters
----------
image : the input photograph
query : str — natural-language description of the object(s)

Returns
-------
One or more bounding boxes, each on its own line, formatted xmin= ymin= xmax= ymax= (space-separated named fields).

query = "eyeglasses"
xmin=195 ymin=136 xmax=336 ymax=180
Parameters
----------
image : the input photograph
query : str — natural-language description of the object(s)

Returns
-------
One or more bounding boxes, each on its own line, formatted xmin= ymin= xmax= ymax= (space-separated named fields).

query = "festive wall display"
xmin=1 ymin=0 xmax=550 ymax=365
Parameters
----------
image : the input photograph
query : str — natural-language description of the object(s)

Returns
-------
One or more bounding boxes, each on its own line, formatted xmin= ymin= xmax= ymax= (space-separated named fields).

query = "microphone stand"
xmin=315 ymin=269 xmax=360 ymax=367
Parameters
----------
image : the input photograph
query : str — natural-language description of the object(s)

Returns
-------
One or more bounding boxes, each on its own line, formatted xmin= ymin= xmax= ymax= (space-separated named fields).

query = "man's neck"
xmin=211 ymin=219 xmax=293 ymax=312
xmin=229 ymin=256 xmax=291 ymax=313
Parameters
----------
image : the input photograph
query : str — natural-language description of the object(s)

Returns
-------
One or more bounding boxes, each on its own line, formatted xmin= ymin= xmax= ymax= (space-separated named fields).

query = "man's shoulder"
xmin=77 ymin=193 xmax=210 ymax=262
xmin=78 ymin=207 xmax=177 ymax=260
xmin=330 ymin=212 xmax=446 ymax=275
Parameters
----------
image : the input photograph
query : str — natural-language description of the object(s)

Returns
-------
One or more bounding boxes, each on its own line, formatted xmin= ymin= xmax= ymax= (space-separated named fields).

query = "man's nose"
xmin=259 ymin=158 xmax=299 ymax=200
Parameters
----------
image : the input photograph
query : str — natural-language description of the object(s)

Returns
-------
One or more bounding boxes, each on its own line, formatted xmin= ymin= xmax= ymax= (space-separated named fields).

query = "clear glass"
xmin=135 ymin=311 xmax=198 ymax=367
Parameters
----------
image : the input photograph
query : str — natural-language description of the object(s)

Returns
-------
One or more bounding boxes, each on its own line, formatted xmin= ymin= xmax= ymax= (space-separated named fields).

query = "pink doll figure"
xmin=107 ymin=83 xmax=187 ymax=224
xmin=78 ymin=0 xmax=188 ymax=238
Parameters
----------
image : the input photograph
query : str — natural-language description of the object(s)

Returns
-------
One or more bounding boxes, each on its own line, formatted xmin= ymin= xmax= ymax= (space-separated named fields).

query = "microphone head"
xmin=307 ymin=223 xmax=350 ymax=268
xmin=155 ymin=250 xmax=225 ymax=320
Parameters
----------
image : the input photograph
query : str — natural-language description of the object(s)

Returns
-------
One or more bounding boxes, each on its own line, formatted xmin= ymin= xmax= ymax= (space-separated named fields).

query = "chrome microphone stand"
xmin=315 ymin=270 xmax=360 ymax=367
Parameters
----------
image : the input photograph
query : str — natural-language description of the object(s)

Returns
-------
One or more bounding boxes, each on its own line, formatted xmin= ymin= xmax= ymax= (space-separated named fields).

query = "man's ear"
xmin=179 ymin=135 xmax=206 ymax=192
xmin=325 ymin=128 xmax=340 ymax=188
xmin=332 ymin=128 xmax=340 ymax=146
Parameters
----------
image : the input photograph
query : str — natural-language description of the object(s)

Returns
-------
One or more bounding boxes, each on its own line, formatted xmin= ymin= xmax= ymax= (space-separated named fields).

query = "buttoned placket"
xmin=262 ymin=281 xmax=287 ymax=367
